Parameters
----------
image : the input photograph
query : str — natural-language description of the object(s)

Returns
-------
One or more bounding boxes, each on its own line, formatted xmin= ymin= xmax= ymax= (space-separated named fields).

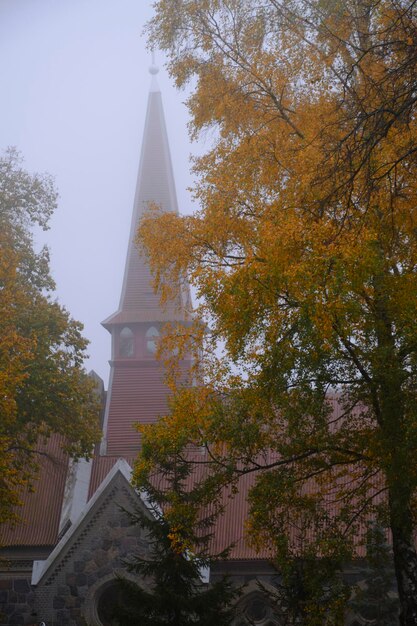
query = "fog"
xmin=0 ymin=0 xmax=198 ymax=383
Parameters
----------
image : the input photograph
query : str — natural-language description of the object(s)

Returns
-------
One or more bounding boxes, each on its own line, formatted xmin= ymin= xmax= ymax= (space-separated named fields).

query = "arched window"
xmin=146 ymin=326 xmax=159 ymax=354
xmin=96 ymin=580 xmax=128 ymax=626
xmin=119 ymin=327 xmax=134 ymax=357
xmin=236 ymin=591 xmax=277 ymax=626
xmin=246 ymin=596 xmax=268 ymax=622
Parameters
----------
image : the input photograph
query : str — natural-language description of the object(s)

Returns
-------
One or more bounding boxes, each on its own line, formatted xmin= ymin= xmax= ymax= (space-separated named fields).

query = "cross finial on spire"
xmin=149 ymin=49 xmax=160 ymax=92
xmin=149 ymin=49 xmax=159 ymax=76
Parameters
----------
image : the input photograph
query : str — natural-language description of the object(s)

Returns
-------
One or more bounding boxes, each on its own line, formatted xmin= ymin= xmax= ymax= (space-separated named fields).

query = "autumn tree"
xmin=137 ymin=1 xmax=417 ymax=624
xmin=0 ymin=148 xmax=100 ymax=526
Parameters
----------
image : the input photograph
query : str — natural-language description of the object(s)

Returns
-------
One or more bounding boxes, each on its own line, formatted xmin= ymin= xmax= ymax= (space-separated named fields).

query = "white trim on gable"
xmin=32 ymin=458 xmax=134 ymax=586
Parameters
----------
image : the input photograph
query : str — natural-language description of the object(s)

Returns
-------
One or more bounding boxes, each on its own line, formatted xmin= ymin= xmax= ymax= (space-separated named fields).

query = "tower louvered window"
xmin=119 ymin=327 xmax=134 ymax=357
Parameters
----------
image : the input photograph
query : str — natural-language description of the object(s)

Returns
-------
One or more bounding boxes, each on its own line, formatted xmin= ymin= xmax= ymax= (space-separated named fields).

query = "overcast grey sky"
xmin=0 ymin=0 xmax=198 ymax=383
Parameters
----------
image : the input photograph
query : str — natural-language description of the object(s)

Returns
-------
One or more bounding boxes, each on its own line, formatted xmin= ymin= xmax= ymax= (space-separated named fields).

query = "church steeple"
xmin=102 ymin=65 xmax=188 ymax=328
xmin=100 ymin=68 xmax=191 ymax=456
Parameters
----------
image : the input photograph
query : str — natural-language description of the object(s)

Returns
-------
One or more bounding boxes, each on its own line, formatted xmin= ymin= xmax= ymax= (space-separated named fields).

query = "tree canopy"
xmin=0 ymin=148 xmax=100 ymax=526
xmin=136 ymin=1 xmax=417 ymax=623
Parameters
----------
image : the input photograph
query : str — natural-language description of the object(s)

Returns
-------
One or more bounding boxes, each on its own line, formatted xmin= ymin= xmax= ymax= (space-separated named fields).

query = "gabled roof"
xmin=31 ymin=458 xmax=144 ymax=586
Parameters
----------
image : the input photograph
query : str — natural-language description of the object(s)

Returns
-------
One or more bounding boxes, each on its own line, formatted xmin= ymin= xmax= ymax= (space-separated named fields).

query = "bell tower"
xmin=100 ymin=64 xmax=191 ymax=457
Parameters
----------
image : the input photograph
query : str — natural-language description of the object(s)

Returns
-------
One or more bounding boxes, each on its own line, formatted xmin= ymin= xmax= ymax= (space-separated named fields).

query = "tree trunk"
xmin=373 ymin=274 xmax=417 ymax=624
xmin=389 ymin=491 xmax=417 ymax=626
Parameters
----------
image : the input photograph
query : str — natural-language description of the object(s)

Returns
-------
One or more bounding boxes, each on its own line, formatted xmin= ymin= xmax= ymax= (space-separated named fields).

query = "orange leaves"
xmin=0 ymin=151 xmax=100 ymax=528
xmin=0 ymin=235 xmax=35 ymax=429
xmin=142 ymin=5 xmax=417 ymax=600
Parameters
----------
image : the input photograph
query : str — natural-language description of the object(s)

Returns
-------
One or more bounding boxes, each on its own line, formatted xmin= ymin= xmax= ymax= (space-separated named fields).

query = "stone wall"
xmin=35 ymin=488 xmax=148 ymax=626
xmin=0 ymin=577 xmax=35 ymax=626
xmin=32 ymin=477 xmax=149 ymax=626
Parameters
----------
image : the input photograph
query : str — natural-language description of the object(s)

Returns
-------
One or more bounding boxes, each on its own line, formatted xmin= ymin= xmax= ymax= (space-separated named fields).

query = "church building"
xmin=0 ymin=67 xmax=379 ymax=626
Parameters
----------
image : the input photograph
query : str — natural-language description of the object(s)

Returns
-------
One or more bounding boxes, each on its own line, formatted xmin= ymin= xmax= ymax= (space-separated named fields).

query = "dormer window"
xmin=119 ymin=327 xmax=134 ymax=357
xmin=146 ymin=326 xmax=159 ymax=354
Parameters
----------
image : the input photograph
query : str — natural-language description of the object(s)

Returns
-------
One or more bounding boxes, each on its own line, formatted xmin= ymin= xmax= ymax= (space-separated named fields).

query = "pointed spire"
xmin=102 ymin=68 xmax=188 ymax=328
xmin=100 ymin=69 xmax=192 ymax=457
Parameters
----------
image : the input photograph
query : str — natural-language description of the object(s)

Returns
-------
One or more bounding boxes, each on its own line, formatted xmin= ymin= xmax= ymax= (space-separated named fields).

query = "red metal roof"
xmin=88 ymin=454 xmax=136 ymax=499
xmin=87 ymin=438 xmax=382 ymax=562
xmin=1 ymin=436 xmax=68 ymax=547
xmin=2 ymin=397 xmax=388 ymax=562
xmin=87 ymin=452 xmax=269 ymax=560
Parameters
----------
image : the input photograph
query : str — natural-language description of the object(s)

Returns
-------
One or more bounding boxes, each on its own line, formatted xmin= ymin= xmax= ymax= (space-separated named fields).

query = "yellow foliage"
xmin=140 ymin=2 xmax=417 ymax=617
xmin=0 ymin=150 xmax=101 ymax=528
